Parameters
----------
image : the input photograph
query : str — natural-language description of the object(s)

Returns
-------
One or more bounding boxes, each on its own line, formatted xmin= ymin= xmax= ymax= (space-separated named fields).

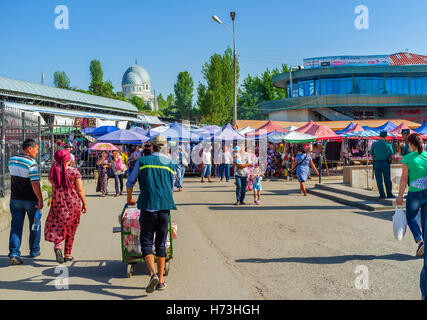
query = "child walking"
xmin=253 ymin=166 xmax=264 ymax=205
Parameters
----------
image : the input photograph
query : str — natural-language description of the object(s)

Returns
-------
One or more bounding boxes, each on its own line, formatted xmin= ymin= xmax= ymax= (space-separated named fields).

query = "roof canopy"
xmin=295 ymin=120 xmax=317 ymax=133
xmin=345 ymin=123 xmax=365 ymax=133
xmin=97 ymin=129 xmax=149 ymax=144
xmin=268 ymin=131 xmax=317 ymax=143
xmin=414 ymin=121 xmax=427 ymax=134
xmin=373 ymin=121 xmax=397 ymax=132
xmin=211 ymin=123 xmax=248 ymax=141
xmin=250 ymin=120 xmax=288 ymax=136
xmin=305 ymin=124 xmax=340 ymax=140
xmin=159 ymin=122 xmax=202 ymax=142
xmin=336 ymin=122 xmax=355 ymax=134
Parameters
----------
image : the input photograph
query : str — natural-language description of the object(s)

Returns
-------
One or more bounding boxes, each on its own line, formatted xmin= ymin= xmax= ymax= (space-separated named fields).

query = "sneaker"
xmin=254 ymin=199 xmax=257 ymax=204
xmin=416 ymin=242 xmax=425 ymax=257
xmin=240 ymin=202 xmax=247 ymax=205
xmin=156 ymin=282 xmax=167 ymax=291
xmin=387 ymin=194 xmax=396 ymax=199
xmin=234 ymin=202 xmax=240 ymax=206
xmin=256 ymin=200 xmax=261 ymax=205
xmin=10 ymin=256 xmax=23 ymax=265
xmin=146 ymin=274 xmax=159 ymax=293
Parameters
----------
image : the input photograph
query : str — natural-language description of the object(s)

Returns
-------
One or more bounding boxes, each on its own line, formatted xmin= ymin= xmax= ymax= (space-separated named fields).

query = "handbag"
xmin=392 ymin=207 xmax=407 ymax=240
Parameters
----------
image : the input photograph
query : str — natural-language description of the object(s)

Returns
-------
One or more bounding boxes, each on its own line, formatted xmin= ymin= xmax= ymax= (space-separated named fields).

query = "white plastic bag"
xmin=393 ymin=207 xmax=407 ymax=241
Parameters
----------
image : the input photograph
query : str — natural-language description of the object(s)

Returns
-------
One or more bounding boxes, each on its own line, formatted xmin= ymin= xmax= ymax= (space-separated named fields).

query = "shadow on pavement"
xmin=208 ymin=205 xmax=352 ymax=211
xmin=0 ymin=256 xmax=148 ymax=299
xmin=235 ymin=253 xmax=419 ymax=265
xmin=352 ymin=210 xmax=394 ymax=222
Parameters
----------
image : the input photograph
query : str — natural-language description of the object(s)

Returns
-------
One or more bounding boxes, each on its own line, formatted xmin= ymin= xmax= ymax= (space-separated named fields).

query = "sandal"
xmin=64 ymin=256 xmax=74 ymax=262
xmin=55 ymin=249 xmax=64 ymax=264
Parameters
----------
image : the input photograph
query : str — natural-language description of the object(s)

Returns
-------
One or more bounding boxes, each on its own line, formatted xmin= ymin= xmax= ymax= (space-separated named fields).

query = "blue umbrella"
xmin=414 ymin=121 xmax=427 ymax=134
xmin=97 ymin=129 xmax=149 ymax=144
xmin=130 ymin=127 xmax=148 ymax=136
xmin=93 ymin=126 xmax=119 ymax=137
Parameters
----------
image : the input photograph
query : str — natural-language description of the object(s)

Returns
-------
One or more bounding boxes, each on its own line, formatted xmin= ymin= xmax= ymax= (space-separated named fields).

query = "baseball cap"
xmin=401 ymin=129 xmax=410 ymax=135
xmin=379 ymin=131 xmax=388 ymax=137
xmin=151 ymin=135 xmax=167 ymax=147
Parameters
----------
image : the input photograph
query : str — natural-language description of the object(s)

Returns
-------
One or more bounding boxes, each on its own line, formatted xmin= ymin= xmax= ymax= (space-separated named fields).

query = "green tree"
xmin=53 ymin=71 xmax=70 ymax=89
xmin=174 ymin=71 xmax=194 ymax=120
xmin=89 ymin=59 xmax=104 ymax=95
xmin=197 ymin=46 xmax=239 ymax=125
xmin=237 ymin=64 xmax=288 ymax=120
xmin=130 ymin=96 xmax=145 ymax=112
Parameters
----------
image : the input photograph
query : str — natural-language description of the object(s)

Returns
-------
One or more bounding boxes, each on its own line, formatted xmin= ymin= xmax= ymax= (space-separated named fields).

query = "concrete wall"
xmin=269 ymin=109 xmax=320 ymax=122
xmin=343 ymin=164 xmax=404 ymax=192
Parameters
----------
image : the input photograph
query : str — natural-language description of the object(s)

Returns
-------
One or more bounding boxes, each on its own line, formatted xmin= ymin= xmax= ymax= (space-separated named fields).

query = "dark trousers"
xmin=235 ymin=176 xmax=248 ymax=204
xmin=374 ymin=160 xmax=393 ymax=198
xmin=114 ymin=174 xmax=124 ymax=195
xmin=139 ymin=210 xmax=170 ymax=258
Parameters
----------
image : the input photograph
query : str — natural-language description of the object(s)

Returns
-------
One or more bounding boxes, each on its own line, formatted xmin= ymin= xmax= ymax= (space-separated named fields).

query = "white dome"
xmin=122 ymin=63 xmax=150 ymax=86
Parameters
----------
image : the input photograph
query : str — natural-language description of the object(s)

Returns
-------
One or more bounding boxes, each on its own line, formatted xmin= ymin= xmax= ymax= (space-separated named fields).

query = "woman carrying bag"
xmin=112 ymin=150 xmax=126 ymax=197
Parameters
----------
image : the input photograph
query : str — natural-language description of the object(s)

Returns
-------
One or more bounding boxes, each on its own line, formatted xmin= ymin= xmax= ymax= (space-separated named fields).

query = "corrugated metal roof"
xmin=0 ymin=75 xmax=137 ymax=112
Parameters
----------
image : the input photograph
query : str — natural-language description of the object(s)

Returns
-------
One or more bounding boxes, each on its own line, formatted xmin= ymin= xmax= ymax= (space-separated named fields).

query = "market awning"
xmin=3 ymin=101 xmax=146 ymax=123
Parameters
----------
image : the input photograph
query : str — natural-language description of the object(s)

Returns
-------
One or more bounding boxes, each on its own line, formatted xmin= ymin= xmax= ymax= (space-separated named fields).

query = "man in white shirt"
xmin=201 ymin=145 xmax=213 ymax=183
xmin=234 ymin=145 xmax=252 ymax=205
xmin=219 ymin=145 xmax=233 ymax=182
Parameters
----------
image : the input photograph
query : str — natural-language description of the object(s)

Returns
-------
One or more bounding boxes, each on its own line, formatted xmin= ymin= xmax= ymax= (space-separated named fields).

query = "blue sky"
xmin=1 ymin=0 xmax=426 ymax=99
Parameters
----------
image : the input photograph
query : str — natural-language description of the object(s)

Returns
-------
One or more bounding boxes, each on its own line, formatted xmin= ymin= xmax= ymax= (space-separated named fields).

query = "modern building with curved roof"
xmin=260 ymin=52 xmax=427 ymax=123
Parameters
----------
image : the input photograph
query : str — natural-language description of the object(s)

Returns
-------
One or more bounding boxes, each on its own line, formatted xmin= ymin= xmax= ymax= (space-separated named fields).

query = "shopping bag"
xmin=393 ymin=207 xmax=407 ymax=241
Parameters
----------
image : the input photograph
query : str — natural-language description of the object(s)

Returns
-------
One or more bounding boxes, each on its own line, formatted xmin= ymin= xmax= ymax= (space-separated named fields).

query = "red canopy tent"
xmin=389 ymin=122 xmax=416 ymax=137
xmin=305 ymin=124 xmax=341 ymax=141
xmin=295 ymin=120 xmax=317 ymax=133
xmin=345 ymin=123 xmax=365 ymax=134
xmin=247 ymin=120 xmax=289 ymax=136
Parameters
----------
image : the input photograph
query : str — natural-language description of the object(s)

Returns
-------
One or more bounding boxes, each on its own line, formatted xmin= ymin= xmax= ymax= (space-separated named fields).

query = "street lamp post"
xmin=212 ymin=12 xmax=237 ymax=127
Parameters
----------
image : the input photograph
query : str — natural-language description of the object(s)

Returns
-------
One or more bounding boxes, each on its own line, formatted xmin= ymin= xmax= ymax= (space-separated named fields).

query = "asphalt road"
xmin=0 ymin=177 xmax=423 ymax=300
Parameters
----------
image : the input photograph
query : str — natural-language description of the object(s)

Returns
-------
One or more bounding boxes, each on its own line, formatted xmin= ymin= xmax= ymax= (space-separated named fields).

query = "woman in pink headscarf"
xmin=45 ymin=149 xmax=87 ymax=264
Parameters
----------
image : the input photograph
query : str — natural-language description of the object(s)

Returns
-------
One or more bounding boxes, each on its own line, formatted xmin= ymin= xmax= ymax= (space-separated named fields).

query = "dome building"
xmin=122 ymin=60 xmax=158 ymax=111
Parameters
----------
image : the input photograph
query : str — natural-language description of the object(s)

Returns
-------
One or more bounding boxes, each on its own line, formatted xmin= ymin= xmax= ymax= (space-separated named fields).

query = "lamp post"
xmin=212 ymin=12 xmax=237 ymax=127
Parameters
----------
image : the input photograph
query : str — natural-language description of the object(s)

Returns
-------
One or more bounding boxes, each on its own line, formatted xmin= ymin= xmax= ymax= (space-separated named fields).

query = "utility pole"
xmin=230 ymin=11 xmax=237 ymax=127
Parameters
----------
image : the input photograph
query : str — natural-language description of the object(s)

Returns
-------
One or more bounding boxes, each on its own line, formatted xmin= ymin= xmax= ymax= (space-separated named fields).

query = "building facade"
xmin=121 ymin=61 xmax=158 ymax=111
xmin=260 ymin=53 xmax=427 ymax=123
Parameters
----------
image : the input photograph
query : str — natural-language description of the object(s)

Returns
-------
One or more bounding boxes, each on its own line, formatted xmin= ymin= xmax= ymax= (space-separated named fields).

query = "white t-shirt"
xmin=202 ymin=150 xmax=212 ymax=165
xmin=222 ymin=151 xmax=233 ymax=164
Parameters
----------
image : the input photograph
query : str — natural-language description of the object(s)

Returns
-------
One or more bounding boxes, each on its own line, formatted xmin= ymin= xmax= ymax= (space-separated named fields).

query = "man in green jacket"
xmin=370 ymin=131 xmax=396 ymax=199
xmin=401 ymin=129 xmax=411 ymax=157
xmin=127 ymin=135 xmax=176 ymax=293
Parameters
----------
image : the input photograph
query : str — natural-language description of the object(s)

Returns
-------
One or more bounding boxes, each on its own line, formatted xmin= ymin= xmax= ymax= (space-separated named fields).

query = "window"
xmin=423 ymin=78 xmax=427 ymax=94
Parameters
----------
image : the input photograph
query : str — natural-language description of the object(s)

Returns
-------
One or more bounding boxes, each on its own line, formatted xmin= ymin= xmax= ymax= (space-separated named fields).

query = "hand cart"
xmin=113 ymin=203 xmax=174 ymax=278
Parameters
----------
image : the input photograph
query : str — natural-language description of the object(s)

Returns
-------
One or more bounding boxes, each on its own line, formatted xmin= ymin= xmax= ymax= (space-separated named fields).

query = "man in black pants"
xmin=126 ymin=135 xmax=176 ymax=293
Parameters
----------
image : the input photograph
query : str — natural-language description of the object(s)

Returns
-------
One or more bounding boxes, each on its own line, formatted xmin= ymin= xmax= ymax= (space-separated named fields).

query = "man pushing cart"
xmin=126 ymin=135 xmax=177 ymax=293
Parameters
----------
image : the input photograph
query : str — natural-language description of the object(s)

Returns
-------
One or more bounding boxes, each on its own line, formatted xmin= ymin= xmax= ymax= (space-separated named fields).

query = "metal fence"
xmin=0 ymin=102 xmax=99 ymax=198
xmin=0 ymin=102 xmax=41 ymax=197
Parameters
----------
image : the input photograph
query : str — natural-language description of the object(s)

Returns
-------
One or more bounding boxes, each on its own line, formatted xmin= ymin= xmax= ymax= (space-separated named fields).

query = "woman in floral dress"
xmin=45 ymin=149 xmax=87 ymax=263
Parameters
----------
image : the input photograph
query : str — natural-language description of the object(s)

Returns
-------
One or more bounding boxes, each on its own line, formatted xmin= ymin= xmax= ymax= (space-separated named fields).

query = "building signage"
xmin=304 ymin=55 xmax=390 ymax=69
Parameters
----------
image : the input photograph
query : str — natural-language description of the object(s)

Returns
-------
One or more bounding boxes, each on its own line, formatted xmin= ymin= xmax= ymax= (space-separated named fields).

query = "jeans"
xmin=235 ymin=175 xmax=248 ymax=203
xmin=114 ymin=174 xmax=124 ymax=195
xmin=219 ymin=164 xmax=231 ymax=181
xmin=9 ymin=199 xmax=41 ymax=258
xmin=374 ymin=160 xmax=393 ymax=198
xmin=202 ymin=164 xmax=211 ymax=178
xmin=139 ymin=210 xmax=170 ymax=258
xmin=405 ymin=189 xmax=427 ymax=299
xmin=174 ymin=165 xmax=186 ymax=189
